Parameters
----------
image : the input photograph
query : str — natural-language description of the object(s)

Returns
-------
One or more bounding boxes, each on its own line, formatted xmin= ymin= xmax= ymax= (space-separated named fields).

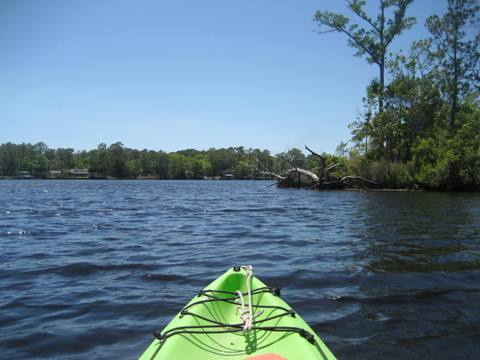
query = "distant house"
xmin=69 ymin=168 xmax=90 ymax=178
xmin=49 ymin=170 xmax=61 ymax=178
xmin=16 ymin=171 xmax=32 ymax=179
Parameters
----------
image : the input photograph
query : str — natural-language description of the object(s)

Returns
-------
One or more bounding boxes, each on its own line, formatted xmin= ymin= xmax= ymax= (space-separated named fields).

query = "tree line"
xmin=0 ymin=141 xmax=322 ymax=180
xmin=315 ymin=0 xmax=479 ymax=190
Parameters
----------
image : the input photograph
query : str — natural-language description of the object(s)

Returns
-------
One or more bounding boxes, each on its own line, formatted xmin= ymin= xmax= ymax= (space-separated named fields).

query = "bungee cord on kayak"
xmin=153 ymin=266 xmax=317 ymax=347
xmin=236 ymin=265 xmax=264 ymax=331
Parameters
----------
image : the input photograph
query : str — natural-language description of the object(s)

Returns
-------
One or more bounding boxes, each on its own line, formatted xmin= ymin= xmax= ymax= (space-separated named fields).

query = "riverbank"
xmin=2 ymin=142 xmax=479 ymax=192
xmin=2 ymin=177 xmax=479 ymax=192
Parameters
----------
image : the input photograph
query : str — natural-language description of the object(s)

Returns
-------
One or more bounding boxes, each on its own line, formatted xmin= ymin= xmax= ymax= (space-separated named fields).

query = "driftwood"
xmin=260 ymin=146 xmax=378 ymax=190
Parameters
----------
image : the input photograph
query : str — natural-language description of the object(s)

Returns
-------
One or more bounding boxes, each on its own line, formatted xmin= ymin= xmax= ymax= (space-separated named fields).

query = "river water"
xmin=1 ymin=180 xmax=479 ymax=359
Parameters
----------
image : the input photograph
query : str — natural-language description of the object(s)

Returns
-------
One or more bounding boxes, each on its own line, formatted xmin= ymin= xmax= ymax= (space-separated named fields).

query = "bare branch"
xmin=304 ymin=145 xmax=325 ymax=161
xmin=316 ymin=29 xmax=337 ymax=35
xmin=326 ymin=163 xmax=346 ymax=172
xmin=338 ymin=27 xmax=378 ymax=61
xmin=341 ymin=175 xmax=379 ymax=185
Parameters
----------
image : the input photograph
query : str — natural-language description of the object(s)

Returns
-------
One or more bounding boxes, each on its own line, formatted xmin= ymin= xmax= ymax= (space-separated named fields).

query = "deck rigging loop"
xmin=236 ymin=265 xmax=264 ymax=331
xmin=153 ymin=266 xmax=316 ymax=347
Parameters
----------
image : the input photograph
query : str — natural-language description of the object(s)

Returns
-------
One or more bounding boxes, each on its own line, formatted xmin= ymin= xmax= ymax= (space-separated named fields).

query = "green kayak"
xmin=140 ymin=266 xmax=337 ymax=360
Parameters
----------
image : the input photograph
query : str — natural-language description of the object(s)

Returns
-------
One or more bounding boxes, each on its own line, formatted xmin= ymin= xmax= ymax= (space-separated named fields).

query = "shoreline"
xmin=1 ymin=177 xmax=479 ymax=192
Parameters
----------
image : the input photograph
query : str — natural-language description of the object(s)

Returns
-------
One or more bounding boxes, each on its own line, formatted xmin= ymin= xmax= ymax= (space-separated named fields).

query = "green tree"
xmin=74 ymin=150 xmax=89 ymax=169
xmin=126 ymin=159 xmax=141 ymax=178
xmin=426 ymin=0 xmax=480 ymax=128
xmin=88 ymin=143 xmax=110 ymax=177
xmin=109 ymin=142 xmax=127 ymax=178
xmin=314 ymin=0 xmax=416 ymax=113
xmin=168 ymin=153 xmax=190 ymax=179
xmin=411 ymin=98 xmax=480 ymax=189
xmin=206 ymin=148 xmax=240 ymax=176
xmin=138 ymin=150 xmax=156 ymax=176
xmin=235 ymin=157 xmax=253 ymax=179
xmin=190 ymin=154 xmax=211 ymax=179
xmin=0 ymin=143 xmax=17 ymax=176
xmin=32 ymin=153 xmax=50 ymax=178
xmin=274 ymin=148 xmax=307 ymax=172
xmin=154 ymin=151 xmax=169 ymax=178
xmin=54 ymin=148 xmax=75 ymax=171
xmin=361 ymin=39 xmax=443 ymax=161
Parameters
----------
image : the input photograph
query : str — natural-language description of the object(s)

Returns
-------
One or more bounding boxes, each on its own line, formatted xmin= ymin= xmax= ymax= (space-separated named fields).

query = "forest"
xmin=0 ymin=142 xmax=319 ymax=180
xmin=1 ymin=0 xmax=479 ymax=190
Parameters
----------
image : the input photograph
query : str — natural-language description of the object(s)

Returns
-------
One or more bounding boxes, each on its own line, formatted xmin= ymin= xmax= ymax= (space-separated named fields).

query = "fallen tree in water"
xmin=260 ymin=146 xmax=378 ymax=190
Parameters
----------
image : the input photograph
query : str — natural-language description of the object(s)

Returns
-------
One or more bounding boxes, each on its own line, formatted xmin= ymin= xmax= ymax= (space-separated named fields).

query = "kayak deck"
xmin=140 ymin=267 xmax=336 ymax=359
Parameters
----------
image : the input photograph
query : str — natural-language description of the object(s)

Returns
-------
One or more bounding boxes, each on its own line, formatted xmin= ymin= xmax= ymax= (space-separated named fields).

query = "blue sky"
xmin=0 ymin=0 xmax=444 ymax=154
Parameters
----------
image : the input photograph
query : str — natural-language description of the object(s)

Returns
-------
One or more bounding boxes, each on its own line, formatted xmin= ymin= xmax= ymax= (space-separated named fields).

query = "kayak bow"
xmin=140 ymin=266 xmax=337 ymax=360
